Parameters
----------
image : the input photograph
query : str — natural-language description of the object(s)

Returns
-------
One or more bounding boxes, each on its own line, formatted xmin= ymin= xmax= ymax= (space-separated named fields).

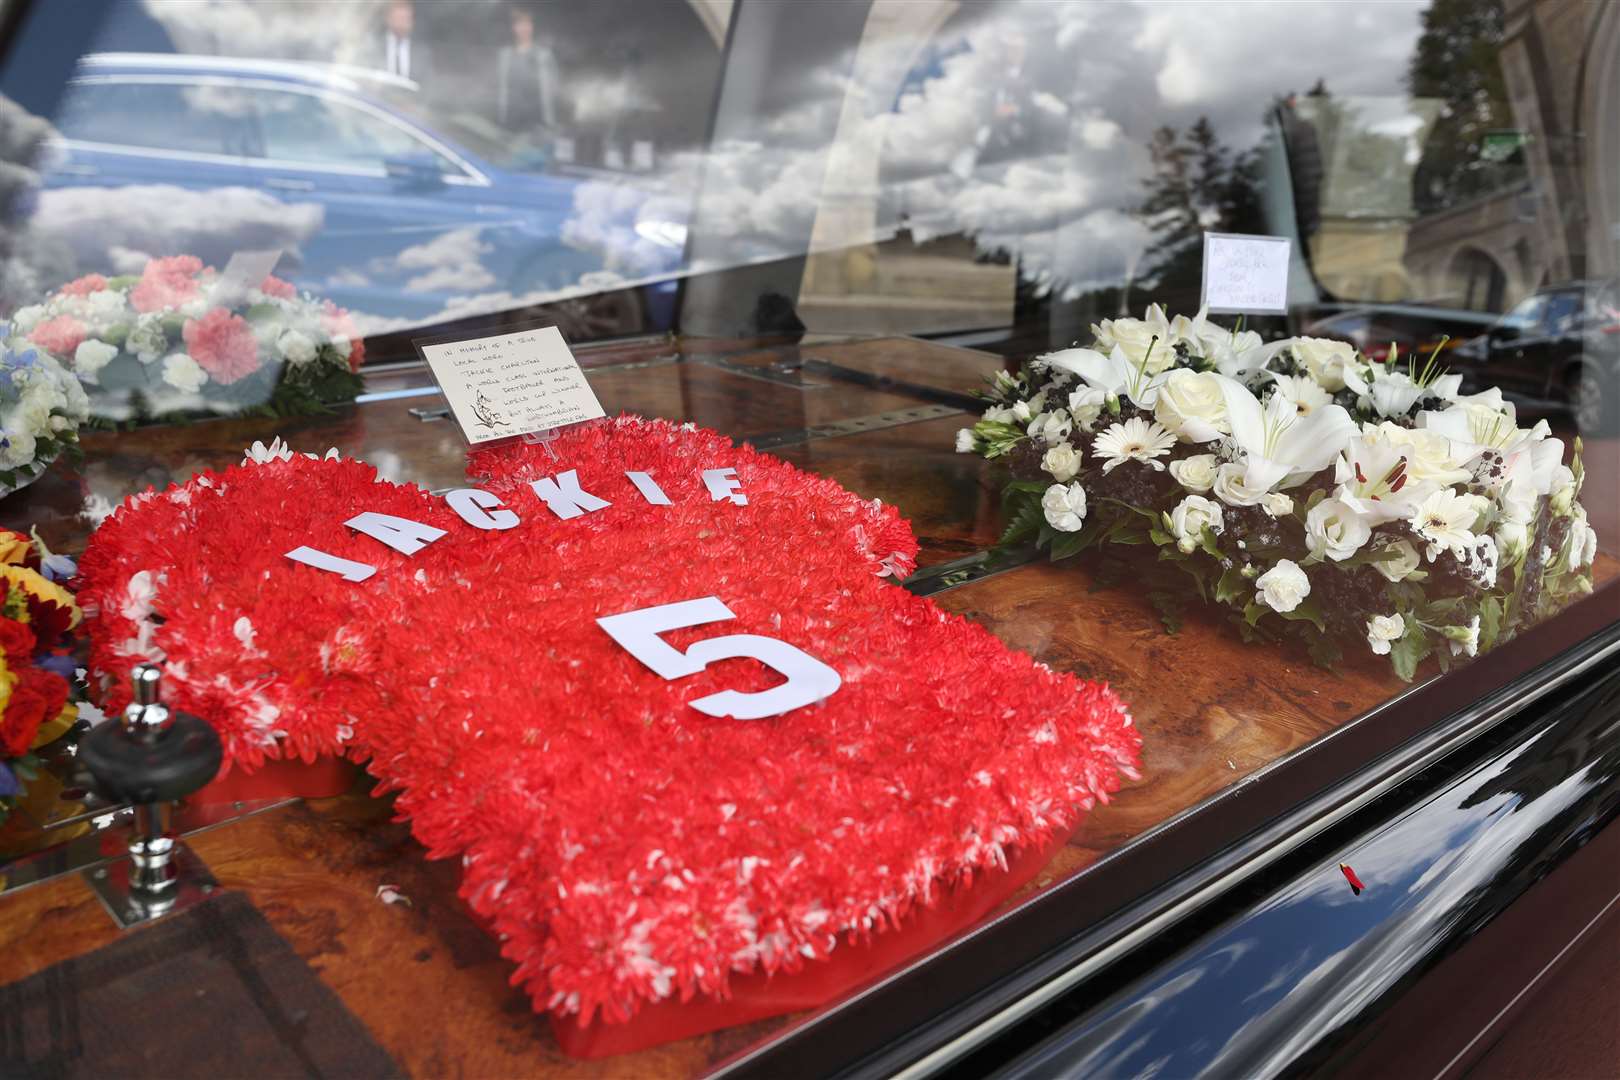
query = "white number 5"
xmin=596 ymin=597 xmax=841 ymax=720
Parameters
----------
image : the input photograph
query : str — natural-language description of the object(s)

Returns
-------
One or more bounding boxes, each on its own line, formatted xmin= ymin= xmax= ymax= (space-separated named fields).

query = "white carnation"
xmin=10 ymin=305 xmax=45 ymax=333
xmin=1263 ymin=492 xmax=1294 ymax=517
xmin=955 ymin=428 xmax=976 ymax=454
xmin=1041 ymin=482 xmax=1087 ymax=532
xmin=73 ymin=338 xmax=120 ymax=382
xmin=277 ymin=329 xmax=318 ymax=366
xmin=1255 ymin=559 xmax=1311 ymax=613
xmin=161 ymin=352 xmax=207 ymax=393
xmin=1366 ymin=613 xmax=1405 ymax=655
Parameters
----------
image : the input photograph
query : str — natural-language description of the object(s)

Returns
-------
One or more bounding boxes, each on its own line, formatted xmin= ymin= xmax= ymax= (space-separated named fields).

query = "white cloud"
xmin=394 ymin=226 xmax=496 ymax=292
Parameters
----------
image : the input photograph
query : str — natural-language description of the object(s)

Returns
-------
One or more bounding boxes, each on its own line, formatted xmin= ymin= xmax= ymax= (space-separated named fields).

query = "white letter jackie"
xmin=597 ymin=597 xmax=840 ymax=720
xmin=344 ymin=512 xmax=448 ymax=555
xmin=284 ymin=546 xmax=377 ymax=582
xmin=625 ymin=470 xmax=672 ymax=506
xmin=702 ymin=468 xmax=747 ymax=506
xmin=444 ymin=488 xmax=520 ymax=531
xmin=530 ymin=470 xmax=612 ymax=519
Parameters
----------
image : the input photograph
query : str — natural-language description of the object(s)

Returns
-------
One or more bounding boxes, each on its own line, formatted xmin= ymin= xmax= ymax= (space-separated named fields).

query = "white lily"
xmin=1041 ymin=342 xmax=1167 ymax=410
xmin=1341 ymin=361 xmax=1432 ymax=418
xmin=1417 ymin=401 xmax=1548 ymax=459
xmin=1216 ymin=374 xmax=1357 ymax=491
xmin=1333 ymin=431 xmax=1435 ymax=523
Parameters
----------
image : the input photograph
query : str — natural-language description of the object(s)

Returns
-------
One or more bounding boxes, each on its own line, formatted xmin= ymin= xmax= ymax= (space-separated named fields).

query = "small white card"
xmin=215 ymin=249 xmax=284 ymax=306
xmin=418 ymin=325 xmax=605 ymax=444
xmin=1201 ymin=232 xmax=1292 ymax=315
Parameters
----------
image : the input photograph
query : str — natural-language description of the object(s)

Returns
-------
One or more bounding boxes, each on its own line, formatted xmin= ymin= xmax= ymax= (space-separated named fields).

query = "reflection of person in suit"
xmin=368 ymin=0 xmax=431 ymax=86
xmin=1277 ymin=93 xmax=1323 ymax=256
xmin=496 ymin=6 xmax=562 ymax=135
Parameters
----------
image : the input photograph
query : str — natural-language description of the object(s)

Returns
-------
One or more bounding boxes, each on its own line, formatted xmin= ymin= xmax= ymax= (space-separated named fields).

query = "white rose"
xmin=1041 ymin=482 xmax=1087 ymax=532
xmin=1305 ymin=496 xmax=1372 ymax=561
xmin=1263 ymin=492 xmax=1294 ymax=517
xmin=1011 ymin=399 xmax=1035 ymax=423
xmin=9 ymin=305 xmax=45 ymax=333
xmin=1549 ymin=465 xmax=1577 ymax=515
xmin=161 ymin=352 xmax=207 ymax=393
xmin=73 ymin=339 xmax=120 ymax=382
xmin=1213 ymin=462 xmax=1269 ymax=506
xmin=1255 ymin=559 xmax=1311 ymax=613
xmin=1094 ymin=311 xmax=1175 ymax=373
xmin=1287 ymin=337 xmax=1356 ymax=391
xmin=1153 ymin=369 xmax=1230 ymax=442
xmin=1369 ymin=539 xmax=1420 ymax=581
xmin=1042 ymin=443 xmax=1082 ymax=482
xmin=1028 ymin=410 xmax=1073 ymax=446
xmin=277 ymin=329 xmax=317 ymax=366
xmin=1167 ymin=494 xmax=1224 ymax=553
xmin=955 ymin=428 xmax=976 ymax=453
xmin=1366 ymin=613 xmax=1405 ymax=655
xmin=1170 ymin=453 xmax=1219 ymax=493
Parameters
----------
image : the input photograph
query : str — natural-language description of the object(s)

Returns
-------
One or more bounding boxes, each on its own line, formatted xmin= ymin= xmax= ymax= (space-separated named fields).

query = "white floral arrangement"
xmin=0 ymin=321 xmax=91 ymax=497
xmin=9 ymin=256 xmax=364 ymax=423
xmin=956 ymin=304 xmax=1598 ymax=680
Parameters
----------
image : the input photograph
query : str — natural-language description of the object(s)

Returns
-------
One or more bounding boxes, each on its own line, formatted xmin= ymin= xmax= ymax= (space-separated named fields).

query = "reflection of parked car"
xmin=35 ymin=53 xmax=685 ymax=343
xmin=1300 ymin=303 xmax=1497 ymax=362
xmin=1450 ymin=281 xmax=1620 ymax=434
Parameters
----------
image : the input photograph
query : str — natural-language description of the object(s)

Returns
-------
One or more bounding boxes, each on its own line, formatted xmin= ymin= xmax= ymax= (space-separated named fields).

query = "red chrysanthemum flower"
xmin=182 ymin=309 xmax=261 ymax=385
xmin=28 ymin=315 xmax=88 ymax=357
xmin=0 ymin=619 xmax=35 ymax=663
xmin=1 ymin=665 xmax=68 ymax=757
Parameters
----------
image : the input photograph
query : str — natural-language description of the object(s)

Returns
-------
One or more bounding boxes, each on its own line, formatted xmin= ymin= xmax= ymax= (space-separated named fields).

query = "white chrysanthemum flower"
xmin=1041 ymin=482 xmax=1087 ymax=532
xmin=1092 ymin=418 xmax=1177 ymax=474
xmin=1366 ymin=613 xmax=1405 ymax=655
xmin=1409 ymin=488 xmax=1487 ymax=561
xmin=242 ymin=437 xmax=294 ymax=466
xmin=1255 ymin=559 xmax=1310 ymax=613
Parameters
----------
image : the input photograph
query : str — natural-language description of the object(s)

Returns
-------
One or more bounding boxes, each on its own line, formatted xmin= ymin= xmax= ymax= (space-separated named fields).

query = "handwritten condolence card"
xmin=419 ymin=325 xmax=606 ymax=444
xmin=1201 ymin=232 xmax=1292 ymax=315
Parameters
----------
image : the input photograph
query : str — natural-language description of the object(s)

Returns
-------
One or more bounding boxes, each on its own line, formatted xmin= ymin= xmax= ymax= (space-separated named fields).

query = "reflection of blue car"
xmin=38 ymin=53 xmax=683 ymax=336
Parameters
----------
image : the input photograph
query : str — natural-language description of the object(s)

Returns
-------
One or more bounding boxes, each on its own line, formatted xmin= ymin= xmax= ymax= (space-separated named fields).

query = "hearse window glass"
xmin=255 ymin=88 xmax=451 ymax=173
xmin=55 ymin=80 xmax=253 ymax=157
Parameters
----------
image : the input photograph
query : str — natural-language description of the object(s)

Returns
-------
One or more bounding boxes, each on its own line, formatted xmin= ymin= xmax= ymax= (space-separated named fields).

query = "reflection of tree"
xmin=1136 ymin=117 xmax=1265 ymax=309
xmin=1408 ymin=0 xmax=1517 ymax=214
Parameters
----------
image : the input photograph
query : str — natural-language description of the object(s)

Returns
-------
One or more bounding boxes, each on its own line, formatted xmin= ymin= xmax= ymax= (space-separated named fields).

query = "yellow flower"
xmin=0 ymin=565 xmax=81 ymax=628
xmin=0 ymin=530 xmax=31 ymax=567
xmin=0 ymin=652 xmax=14 ymax=718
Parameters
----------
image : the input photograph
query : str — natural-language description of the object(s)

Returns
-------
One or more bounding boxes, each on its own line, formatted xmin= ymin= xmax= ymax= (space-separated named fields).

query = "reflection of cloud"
xmin=142 ymin=0 xmax=378 ymax=62
xmin=394 ymin=226 xmax=496 ymax=292
xmin=561 ymin=180 xmax=691 ymax=277
xmin=348 ymin=268 xmax=629 ymax=336
xmin=4 ymin=184 xmax=323 ymax=304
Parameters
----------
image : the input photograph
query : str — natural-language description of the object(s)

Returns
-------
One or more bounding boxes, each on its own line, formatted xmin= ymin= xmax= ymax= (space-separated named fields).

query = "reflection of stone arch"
xmin=1580 ymin=1 xmax=1620 ymax=279
xmin=1447 ymin=246 xmax=1509 ymax=312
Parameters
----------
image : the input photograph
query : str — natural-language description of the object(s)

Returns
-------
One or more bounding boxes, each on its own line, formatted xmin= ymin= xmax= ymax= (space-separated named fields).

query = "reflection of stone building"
xmin=1405 ymin=0 xmax=1619 ymax=311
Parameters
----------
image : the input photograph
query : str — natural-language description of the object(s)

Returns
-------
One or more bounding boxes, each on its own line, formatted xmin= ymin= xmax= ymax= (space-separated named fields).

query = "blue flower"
xmin=0 ymin=762 xmax=18 ymax=799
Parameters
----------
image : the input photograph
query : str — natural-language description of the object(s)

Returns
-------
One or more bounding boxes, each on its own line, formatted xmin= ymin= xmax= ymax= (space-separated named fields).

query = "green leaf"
xmin=1243 ymin=601 xmax=1266 ymax=627
xmin=1215 ymin=566 xmax=1248 ymax=606
xmin=1389 ymin=621 xmax=1432 ymax=683
xmin=1148 ymin=590 xmax=1185 ymax=634
xmin=1274 ymin=596 xmax=1326 ymax=632
xmin=1307 ymin=634 xmax=1344 ymax=669
xmin=1148 ymin=526 xmax=1175 ymax=547
xmin=998 ymin=498 xmax=1043 ymax=546
xmin=1049 ymin=528 xmax=1089 ymax=561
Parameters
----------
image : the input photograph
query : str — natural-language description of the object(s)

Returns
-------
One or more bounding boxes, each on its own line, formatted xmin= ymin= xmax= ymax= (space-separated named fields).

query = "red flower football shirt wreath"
xmin=78 ymin=415 xmax=1141 ymax=1053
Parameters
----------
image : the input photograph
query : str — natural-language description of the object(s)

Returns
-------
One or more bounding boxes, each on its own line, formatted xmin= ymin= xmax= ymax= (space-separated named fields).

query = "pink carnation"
xmin=320 ymin=300 xmax=365 ymax=371
xmin=29 ymin=315 xmax=88 ymax=357
xmin=130 ymin=255 xmax=205 ymax=313
xmin=59 ymin=273 xmax=107 ymax=298
xmin=259 ymin=275 xmax=296 ymax=300
xmin=182 ymin=309 xmax=261 ymax=385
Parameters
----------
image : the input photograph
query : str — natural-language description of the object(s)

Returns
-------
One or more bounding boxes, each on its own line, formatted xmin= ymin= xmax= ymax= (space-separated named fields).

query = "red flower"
xmin=0 ymin=619 xmax=35 ymax=663
xmin=130 ymin=255 xmax=205 ymax=313
xmin=28 ymin=315 xmax=88 ymax=357
xmin=59 ymin=273 xmax=108 ymax=298
xmin=320 ymin=300 xmax=365 ymax=371
xmin=259 ymin=275 xmax=296 ymax=300
xmin=183 ymin=309 xmax=261 ymax=385
xmin=1 ymin=666 xmax=67 ymax=757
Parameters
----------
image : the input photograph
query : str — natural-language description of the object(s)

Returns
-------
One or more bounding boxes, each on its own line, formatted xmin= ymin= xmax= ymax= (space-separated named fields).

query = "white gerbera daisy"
xmin=1092 ymin=418 xmax=1177 ymax=474
xmin=1270 ymin=373 xmax=1332 ymax=417
xmin=1409 ymin=488 xmax=1486 ymax=561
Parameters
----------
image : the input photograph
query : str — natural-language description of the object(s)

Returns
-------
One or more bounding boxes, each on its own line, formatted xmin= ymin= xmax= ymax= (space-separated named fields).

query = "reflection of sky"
xmin=3 ymin=0 xmax=1431 ymax=331
xmin=1032 ymin=719 xmax=1605 ymax=1079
